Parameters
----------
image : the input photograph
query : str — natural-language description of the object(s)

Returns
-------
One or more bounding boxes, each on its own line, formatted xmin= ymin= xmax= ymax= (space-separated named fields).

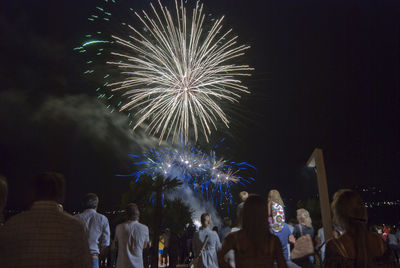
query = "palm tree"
xmin=120 ymin=175 xmax=185 ymax=267
xmin=149 ymin=176 xmax=182 ymax=268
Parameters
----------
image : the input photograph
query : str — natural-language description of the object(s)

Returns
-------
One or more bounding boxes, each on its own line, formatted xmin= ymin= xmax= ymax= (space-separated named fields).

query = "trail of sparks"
xmin=107 ymin=0 xmax=253 ymax=143
xmin=117 ymin=141 xmax=256 ymax=205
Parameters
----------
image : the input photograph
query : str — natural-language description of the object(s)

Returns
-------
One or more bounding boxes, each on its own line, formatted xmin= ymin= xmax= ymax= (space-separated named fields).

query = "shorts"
xmin=162 ymin=247 xmax=169 ymax=257
xmin=158 ymin=249 xmax=163 ymax=255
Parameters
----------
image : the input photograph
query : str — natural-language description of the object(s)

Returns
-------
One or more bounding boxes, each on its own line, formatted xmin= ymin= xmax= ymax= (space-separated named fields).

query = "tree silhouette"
xmin=120 ymin=175 xmax=192 ymax=267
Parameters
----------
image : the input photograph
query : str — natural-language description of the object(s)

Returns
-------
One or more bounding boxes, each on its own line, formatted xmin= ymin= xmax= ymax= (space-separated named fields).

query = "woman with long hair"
xmin=217 ymin=194 xmax=287 ymax=268
xmin=267 ymin=189 xmax=286 ymax=232
xmin=324 ymin=189 xmax=396 ymax=267
xmin=292 ymin=208 xmax=314 ymax=267
xmin=192 ymin=213 xmax=221 ymax=268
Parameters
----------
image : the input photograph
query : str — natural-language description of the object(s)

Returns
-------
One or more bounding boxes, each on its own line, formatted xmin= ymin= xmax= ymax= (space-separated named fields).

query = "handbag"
xmin=190 ymin=235 xmax=209 ymax=268
xmin=291 ymin=224 xmax=314 ymax=260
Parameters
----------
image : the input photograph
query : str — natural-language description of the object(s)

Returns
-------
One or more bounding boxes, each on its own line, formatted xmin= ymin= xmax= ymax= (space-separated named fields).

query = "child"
xmin=267 ymin=189 xmax=285 ymax=232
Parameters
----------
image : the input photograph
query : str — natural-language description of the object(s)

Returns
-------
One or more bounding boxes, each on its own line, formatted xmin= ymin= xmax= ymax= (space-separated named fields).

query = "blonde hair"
xmin=239 ymin=191 xmax=249 ymax=202
xmin=296 ymin=208 xmax=312 ymax=227
xmin=267 ymin=189 xmax=284 ymax=206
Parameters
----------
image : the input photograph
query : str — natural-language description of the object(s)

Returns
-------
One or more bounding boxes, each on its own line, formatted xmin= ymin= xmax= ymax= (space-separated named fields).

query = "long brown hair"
xmin=332 ymin=189 xmax=368 ymax=268
xmin=242 ymin=194 xmax=272 ymax=256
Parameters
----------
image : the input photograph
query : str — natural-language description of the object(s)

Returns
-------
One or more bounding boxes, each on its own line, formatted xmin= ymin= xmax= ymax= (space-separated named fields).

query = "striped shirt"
xmin=0 ymin=201 xmax=91 ymax=268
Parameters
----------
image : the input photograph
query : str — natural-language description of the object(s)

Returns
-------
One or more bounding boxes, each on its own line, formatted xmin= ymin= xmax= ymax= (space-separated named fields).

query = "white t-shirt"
xmin=115 ymin=221 xmax=149 ymax=268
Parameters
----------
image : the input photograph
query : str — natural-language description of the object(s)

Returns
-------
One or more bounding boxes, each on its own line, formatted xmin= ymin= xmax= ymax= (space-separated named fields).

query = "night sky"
xmin=1 ymin=0 xmax=399 ymax=213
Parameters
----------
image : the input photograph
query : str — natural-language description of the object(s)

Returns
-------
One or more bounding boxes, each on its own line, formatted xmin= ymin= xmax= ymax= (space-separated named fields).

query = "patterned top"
xmin=270 ymin=201 xmax=285 ymax=232
xmin=75 ymin=208 xmax=110 ymax=254
xmin=0 ymin=201 xmax=91 ymax=268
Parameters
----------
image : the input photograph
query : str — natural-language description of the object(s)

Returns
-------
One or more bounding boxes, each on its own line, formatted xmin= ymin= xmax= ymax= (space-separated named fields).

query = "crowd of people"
xmin=0 ymin=173 xmax=399 ymax=268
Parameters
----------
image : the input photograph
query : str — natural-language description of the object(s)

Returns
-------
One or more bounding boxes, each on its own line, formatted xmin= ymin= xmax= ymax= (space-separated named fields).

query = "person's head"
xmin=126 ymin=203 xmax=140 ymax=221
xmin=331 ymin=189 xmax=367 ymax=231
xmin=212 ymin=226 xmax=218 ymax=232
xmin=242 ymin=194 xmax=271 ymax=256
xmin=223 ymin=217 xmax=232 ymax=227
xmin=267 ymin=189 xmax=284 ymax=206
xmin=200 ymin=213 xmax=211 ymax=228
xmin=331 ymin=189 xmax=369 ymax=267
xmin=32 ymin=172 xmax=65 ymax=204
xmin=83 ymin=193 xmax=99 ymax=210
xmin=239 ymin=191 xmax=249 ymax=202
xmin=0 ymin=175 xmax=8 ymax=211
xmin=296 ymin=208 xmax=312 ymax=227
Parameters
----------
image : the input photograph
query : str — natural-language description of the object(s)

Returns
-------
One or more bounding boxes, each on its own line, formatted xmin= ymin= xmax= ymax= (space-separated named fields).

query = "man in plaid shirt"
xmin=0 ymin=172 xmax=91 ymax=268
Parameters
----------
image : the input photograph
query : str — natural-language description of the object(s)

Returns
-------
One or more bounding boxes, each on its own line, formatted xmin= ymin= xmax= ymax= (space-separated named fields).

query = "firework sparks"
xmin=108 ymin=0 xmax=253 ymax=143
xmin=117 ymin=141 xmax=256 ymax=205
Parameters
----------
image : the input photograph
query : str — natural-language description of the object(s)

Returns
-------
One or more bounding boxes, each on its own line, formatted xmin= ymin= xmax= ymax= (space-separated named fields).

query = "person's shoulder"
xmin=136 ymin=222 xmax=149 ymax=231
xmin=96 ymin=211 xmax=108 ymax=221
xmin=60 ymin=212 xmax=86 ymax=227
xmin=2 ymin=211 xmax=30 ymax=229
xmin=116 ymin=221 xmax=125 ymax=229
xmin=4 ymin=210 xmax=28 ymax=222
xmin=210 ymin=229 xmax=220 ymax=239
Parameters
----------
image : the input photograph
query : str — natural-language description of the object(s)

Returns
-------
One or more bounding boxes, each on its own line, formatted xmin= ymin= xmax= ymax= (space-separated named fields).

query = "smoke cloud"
xmin=166 ymin=185 xmax=222 ymax=228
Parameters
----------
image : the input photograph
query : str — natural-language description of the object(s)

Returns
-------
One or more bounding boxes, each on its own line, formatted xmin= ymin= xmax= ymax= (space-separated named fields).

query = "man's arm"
xmin=100 ymin=216 xmax=111 ymax=252
xmin=143 ymin=226 xmax=150 ymax=249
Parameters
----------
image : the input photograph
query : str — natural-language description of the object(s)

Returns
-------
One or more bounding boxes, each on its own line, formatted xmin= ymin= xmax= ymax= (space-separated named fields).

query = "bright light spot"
xmin=193 ymin=219 xmax=201 ymax=228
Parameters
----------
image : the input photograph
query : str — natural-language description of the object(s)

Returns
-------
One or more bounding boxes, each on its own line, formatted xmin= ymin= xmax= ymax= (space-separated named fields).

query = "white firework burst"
xmin=108 ymin=0 xmax=253 ymax=143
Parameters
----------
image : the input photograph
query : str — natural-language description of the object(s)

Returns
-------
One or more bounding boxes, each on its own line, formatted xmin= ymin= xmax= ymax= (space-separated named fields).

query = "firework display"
xmin=78 ymin=0 xmax=256 ymax=206
xmin=117 ymin=142 xmax=256 ymax=205
xmin=78 ymin=0 xmax=252 ymax=143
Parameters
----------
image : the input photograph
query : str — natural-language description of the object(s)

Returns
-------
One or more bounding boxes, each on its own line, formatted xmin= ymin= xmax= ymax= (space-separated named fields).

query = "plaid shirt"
xmin=0 ymin=201 xmax=91 ymax=268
